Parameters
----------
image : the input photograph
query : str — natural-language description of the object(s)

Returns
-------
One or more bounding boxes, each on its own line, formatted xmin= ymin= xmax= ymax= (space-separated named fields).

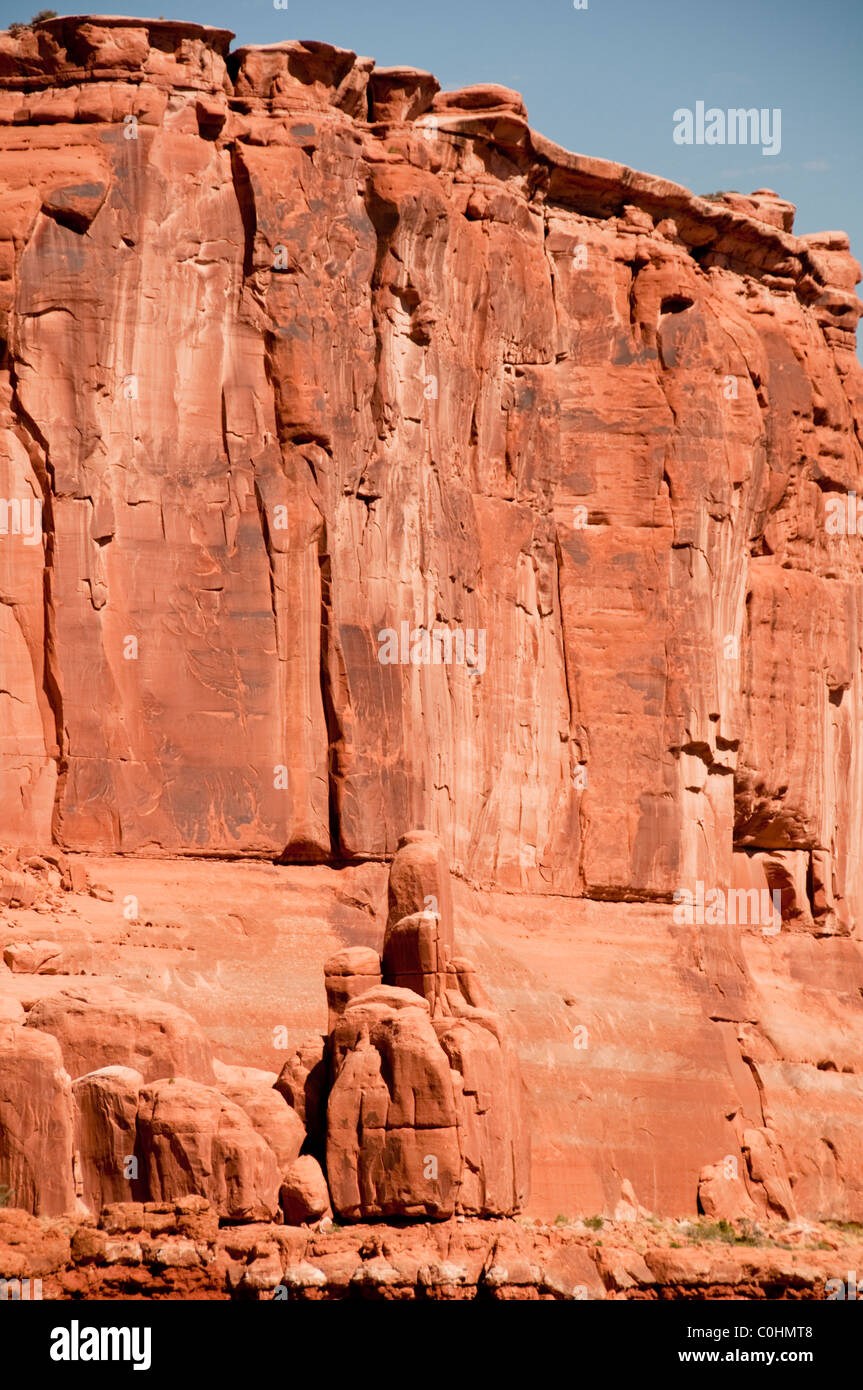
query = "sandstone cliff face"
xmin=2 ymin=15 xmax=861 ymax=898
xmin=1 ymin=15 xmax=863 ymax=1227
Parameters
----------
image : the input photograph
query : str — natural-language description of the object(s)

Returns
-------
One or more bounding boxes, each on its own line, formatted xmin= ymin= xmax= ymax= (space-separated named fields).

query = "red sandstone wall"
xmin=1 ymin=17 xmax=863 ymax=1224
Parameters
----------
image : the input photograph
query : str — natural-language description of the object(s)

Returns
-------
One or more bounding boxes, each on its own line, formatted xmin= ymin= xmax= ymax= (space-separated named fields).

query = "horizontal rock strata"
xmin=1 ymin=1203 xmax=859 ymax=1301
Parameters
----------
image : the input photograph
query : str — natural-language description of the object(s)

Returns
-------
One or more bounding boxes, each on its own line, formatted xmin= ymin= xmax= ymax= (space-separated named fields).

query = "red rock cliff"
xmin=1 ymin=16 xmax=863 ymax=1224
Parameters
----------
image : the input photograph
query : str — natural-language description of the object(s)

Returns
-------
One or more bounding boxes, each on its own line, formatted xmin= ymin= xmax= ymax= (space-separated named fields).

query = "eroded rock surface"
xmin=0 ymin=14 xmax=862 ymax=1251
xmin=137 ymin=1079 xmax=281 ymax=1223
xmin=0 ymin=17 xmax=860 ymax=914
xmin=1 ymin=1201 xmax=860 ymax=1301
xmin=26 ymin=985 xmax=216 ymax=1084
xmin=0 ymin=1021 xmax=75 ymax=1216
xmin=325 ymin=832 xmax=528 ymax=1218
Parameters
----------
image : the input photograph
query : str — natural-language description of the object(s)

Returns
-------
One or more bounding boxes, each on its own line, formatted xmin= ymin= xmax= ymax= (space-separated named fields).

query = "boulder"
xmin=323 ymin=946 xmax=381 ymax=1032
xmin=26 ymin=985 xmax=216 ymax=1084
xmin=73 ymin=1066 xmax=144 ymax=1213
xmin=279 ymin=1155 xmax=332 ymax=1225
xmin=697 ymin=1162 xmax=758 ymax=1222
xmin=220 ymin=1082 xmax=305 ymax=1174
xmin=136 ymin=1079 xmax=280 ymax=1222
xmin=0 ymin=1022 xmax=75 ymax=1216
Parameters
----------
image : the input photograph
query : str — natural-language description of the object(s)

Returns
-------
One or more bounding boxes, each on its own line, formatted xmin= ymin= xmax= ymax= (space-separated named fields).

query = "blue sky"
xmin=3 ymin=0 xmax=862 ymax=341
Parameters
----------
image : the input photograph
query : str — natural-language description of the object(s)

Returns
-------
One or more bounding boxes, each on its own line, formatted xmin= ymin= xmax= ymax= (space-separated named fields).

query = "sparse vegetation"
xmin=8 ymin=9 xmax=57 ymax=35
xmin=681 ymin=1218 xmax=738 ymax=1245
xmin=828 ymin=1220 xmax=863 ymax=1238
xmin=732 ymin=1220 xmax=765 ymax=1247
xmin=583 ymin=1214 xmax=604 ymax=1230
xmin=680 ymin=1218 xmax=790 ymax=1248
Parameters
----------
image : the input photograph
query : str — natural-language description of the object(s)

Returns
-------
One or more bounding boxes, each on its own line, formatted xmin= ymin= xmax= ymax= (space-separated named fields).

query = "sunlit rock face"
xmin=1 ymin=17 xmax=859 ymax=905
xmin=1 ymin=16 xmax=863 ymax=1229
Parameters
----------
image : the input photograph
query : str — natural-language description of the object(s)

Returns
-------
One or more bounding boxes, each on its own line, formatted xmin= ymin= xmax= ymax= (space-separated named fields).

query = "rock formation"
xmin=1 ymin=16 xmax=861 ymax=916
xmin=0 ymin=13 xmax=862 ymax=1261
xmin=0 ymin=821 xmax=524 ymax=1226
xmin=5 ymin=1198 xmax=863 ymax=1300
xmin=323 ymin=831 xmax=528 ymax=1218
